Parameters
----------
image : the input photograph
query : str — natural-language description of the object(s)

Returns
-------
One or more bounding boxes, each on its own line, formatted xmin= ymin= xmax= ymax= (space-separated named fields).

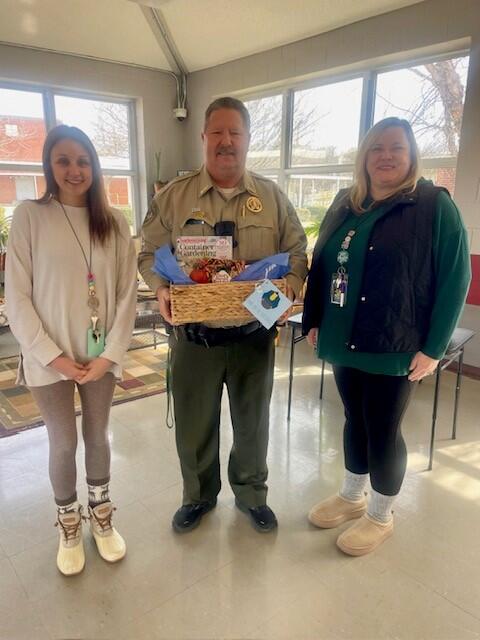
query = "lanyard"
xmin=330 ymin=211 xmax=373 ymax=308
xmin=58 ymin=201 xmax=100 ymax=334
xmin=336 ymin=211 xmax=374 ymax=269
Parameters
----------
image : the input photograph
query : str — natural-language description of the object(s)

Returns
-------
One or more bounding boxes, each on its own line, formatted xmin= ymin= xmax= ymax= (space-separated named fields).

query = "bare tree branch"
xmin=377 ymin=58 xmax=467 ymax=156
xmin=91 ymin=103 xmax=129 ymax=160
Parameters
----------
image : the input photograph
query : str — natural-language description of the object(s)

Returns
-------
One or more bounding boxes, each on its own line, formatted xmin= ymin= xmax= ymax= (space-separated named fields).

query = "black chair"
xmin=286 ymin=315 xmax=475 ymax=471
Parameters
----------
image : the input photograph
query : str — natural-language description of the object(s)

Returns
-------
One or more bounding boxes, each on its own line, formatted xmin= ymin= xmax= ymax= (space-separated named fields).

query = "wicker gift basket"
xmin=170 ymin=279 xmax=286 ymax=325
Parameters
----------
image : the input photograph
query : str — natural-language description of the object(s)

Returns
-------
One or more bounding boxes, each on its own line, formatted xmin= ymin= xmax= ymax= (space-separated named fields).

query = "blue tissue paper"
xmin=152 ymin=245 xmax=290 ymax=284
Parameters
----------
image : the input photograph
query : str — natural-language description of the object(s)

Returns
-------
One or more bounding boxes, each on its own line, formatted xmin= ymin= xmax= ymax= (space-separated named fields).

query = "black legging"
xmin=333 ymin=366 xmax=416 ymax=496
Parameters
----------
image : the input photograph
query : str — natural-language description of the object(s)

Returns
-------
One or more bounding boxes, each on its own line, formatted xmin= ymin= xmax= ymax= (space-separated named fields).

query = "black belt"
xmin=174 ymin=321 xmax=265 ymax=347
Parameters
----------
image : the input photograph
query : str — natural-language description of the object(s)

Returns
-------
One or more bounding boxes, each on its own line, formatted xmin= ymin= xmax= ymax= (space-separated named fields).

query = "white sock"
xmin=88 ymin=482 xmax=110 ymax=507
xmin=57 ymin=500 xmax=79 ymax=515
xmin=367 ymin=489 xmax=396 ymax=523
xmin=339 ymin=470 xmax=369 ymax=502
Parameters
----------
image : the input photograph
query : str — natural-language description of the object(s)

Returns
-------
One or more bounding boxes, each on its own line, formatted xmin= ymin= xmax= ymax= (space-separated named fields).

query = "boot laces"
xmin=55 ymin=507 xmax=85 ymax=542
xmin=90 ymin=504 xmax=116 ymax=533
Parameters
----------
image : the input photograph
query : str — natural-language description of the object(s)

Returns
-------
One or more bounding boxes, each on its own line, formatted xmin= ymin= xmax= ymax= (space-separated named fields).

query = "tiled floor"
xmin=1 ymin=334 xmax=480 ymax=640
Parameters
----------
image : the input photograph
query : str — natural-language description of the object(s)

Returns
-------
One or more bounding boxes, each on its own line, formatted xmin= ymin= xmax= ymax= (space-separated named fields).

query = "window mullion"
xmin=43 ymin=89 xmax=57 ymax=131
xmin=101 ymin=169 xmax=136 ymax=177
xmin=127 ymin=100 xmax=141 ymax=231
xmin=420 ymin=156 xmax=457 ymax=168
xmin=0 ymin=163 xmax=43 ymax=173
xmin=285 ymin=164 xmax=355 ymax=175
xmin=359 ymin=71 xmax=376 ymax=141
xmin=278 ymin=90 xmax=294 ymax=192
xmin=282 ymin=90 xmax=294 ymax=172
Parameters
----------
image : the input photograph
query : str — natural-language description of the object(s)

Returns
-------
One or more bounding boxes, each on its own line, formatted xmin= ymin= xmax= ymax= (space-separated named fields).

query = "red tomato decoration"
xmin=190 ymin=268 xmax=210 ymax=283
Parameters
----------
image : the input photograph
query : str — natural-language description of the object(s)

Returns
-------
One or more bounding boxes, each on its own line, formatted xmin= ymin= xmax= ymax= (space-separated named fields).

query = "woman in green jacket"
xmin=302 ymin=117 xmax=471 ymax=556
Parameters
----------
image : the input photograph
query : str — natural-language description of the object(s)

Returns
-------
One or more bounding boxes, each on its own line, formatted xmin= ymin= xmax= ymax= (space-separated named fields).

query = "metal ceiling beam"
xmin=139 ymin=5 xmax=188 ymax=77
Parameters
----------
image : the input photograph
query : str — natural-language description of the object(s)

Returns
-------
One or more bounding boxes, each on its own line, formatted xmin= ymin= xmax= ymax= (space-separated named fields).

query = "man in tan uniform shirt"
xmin=139 ymin=97 xmax=307 ymax=533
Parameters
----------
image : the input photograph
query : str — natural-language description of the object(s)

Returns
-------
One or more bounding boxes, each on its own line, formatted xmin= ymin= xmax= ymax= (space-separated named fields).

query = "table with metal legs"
xmin=427 ymin=327 xmax=475 ymax=470
xmin=131 ymin=299 xmax=168 ymax=350
xmin=286 ymin=313 xmax=325 ymax=422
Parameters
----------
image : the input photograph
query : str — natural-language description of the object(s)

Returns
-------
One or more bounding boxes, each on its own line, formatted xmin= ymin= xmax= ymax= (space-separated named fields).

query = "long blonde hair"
xmin=349 ymin=117 xmax=421 ymax=213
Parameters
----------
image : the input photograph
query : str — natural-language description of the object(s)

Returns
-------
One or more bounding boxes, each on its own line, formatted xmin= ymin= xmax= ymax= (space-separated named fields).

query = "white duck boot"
xmin=88 ymin=501 xmax=126 ymax=563
xmin=55 ymin=505 xmax=85 ymax=576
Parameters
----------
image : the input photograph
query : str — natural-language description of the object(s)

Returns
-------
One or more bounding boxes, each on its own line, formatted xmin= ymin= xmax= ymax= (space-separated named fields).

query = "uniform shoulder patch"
xmin=143 ymin=207 xmax=156 ymax=224
xmin=164 ymin=169 xmax=200 ymax=190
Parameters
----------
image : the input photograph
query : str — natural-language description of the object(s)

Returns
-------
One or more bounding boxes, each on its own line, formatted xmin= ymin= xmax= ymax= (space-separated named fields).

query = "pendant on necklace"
xmin=88 ymin=296 xmax=99 ymax=310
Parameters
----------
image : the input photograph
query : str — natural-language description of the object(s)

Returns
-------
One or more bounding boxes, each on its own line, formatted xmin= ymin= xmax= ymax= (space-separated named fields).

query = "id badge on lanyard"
xmin=330 ymin=229 xmax=354 ymax=308
xmin=58 ymin=201 xmax=106 ymax=359
xmin=330 ymin=211 xmax=373 ymax=308
xmin=87 ymin=314 xmax=105 ymax=357
xmin=330 ymin=268 xmax=348 ymax=307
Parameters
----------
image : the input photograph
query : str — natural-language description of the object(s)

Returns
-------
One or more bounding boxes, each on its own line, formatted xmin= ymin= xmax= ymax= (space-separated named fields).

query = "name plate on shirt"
xmin=176 ymin=236 xmax=232 ymax=260
xmin=243 ymin=279 xmax=292 ymax=329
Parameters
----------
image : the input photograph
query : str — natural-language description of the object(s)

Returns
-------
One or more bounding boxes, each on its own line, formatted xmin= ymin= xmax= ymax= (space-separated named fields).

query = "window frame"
xmin=0 ymin=80 xmax=140 ymax=233
xmin=240 ymin=48 xmax=470 ymax=199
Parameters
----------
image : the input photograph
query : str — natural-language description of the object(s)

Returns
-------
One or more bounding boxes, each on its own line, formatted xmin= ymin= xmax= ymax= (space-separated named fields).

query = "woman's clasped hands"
xmin=49 ymin=355 xmax=113 ymax=384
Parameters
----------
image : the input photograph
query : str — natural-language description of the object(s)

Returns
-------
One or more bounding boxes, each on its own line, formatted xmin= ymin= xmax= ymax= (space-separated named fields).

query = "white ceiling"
xmin=0 ymin=0 xmax=171 ymax=70
xmin=0 ymin=0 xmax=426 ymax=74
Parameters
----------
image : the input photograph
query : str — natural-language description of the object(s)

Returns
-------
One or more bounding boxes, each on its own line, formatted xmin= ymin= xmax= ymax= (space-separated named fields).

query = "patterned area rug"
xmin=0 ymin=345 xmax=168 ymax=438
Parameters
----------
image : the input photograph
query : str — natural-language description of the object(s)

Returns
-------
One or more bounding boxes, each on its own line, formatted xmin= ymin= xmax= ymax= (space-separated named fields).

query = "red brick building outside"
xmin=0 ymin=116 xmax=129 ymax=207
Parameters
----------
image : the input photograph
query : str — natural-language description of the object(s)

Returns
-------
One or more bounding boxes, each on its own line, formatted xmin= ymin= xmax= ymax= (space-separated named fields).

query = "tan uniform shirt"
xmin=138 ymin=166 xmax=308 ymax=322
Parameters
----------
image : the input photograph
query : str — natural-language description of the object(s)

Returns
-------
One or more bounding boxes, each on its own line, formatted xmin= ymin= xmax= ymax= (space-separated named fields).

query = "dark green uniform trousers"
xmin=169 ymin=327 xmax=276 ymax=508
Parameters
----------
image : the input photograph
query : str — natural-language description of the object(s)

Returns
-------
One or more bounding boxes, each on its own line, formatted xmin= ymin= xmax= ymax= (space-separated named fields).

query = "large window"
xmin=292 ymin=79 xmax=363 ymax=167
xmin=243 ymin=52 xmax=470 ymax=238
xmin=55 ymin=96 xmax=131 ymax=170
xmin=374 ymin=56 xmax=469 ymax=192
xmin=0 ymin=88 xmax=46 ymax=165
xmin=287 ymin=172 xmax=353 ymax=232
xmin=0 ymin=84 xmax=138 ymax=233
xmin=244 ymin=94 xmax=283 ymax=172
xmin=55 ymin=95 xmax=135 ymax=231
xmin=0 ymin=88 xmax=47 ymax=226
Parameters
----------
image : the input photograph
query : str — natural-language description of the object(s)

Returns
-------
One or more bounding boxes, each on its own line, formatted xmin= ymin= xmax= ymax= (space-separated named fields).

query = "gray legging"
xmin=29 ymin=373 xmax=116 ymax=505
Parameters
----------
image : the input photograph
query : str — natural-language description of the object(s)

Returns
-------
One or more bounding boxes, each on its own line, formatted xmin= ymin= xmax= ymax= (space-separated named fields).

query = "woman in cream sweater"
xmin=6 ymin=125 xmax=137 ymax=575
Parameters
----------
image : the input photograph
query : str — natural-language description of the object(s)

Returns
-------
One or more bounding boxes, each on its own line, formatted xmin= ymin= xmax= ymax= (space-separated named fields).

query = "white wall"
xmin=0 ymin=43 xmax=184 ymax=218
xmin=185 ymin=0 xmax=480 ymax=366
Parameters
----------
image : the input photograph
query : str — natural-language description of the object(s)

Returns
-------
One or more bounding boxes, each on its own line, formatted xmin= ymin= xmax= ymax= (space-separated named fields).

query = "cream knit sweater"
xmin=5 ymin=199 xmax=138 ymax=386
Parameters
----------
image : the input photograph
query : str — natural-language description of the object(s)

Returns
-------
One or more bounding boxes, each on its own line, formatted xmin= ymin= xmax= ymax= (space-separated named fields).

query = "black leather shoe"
xmin=172 ymin=500 xmax=217 ymax=533
xmin=235 ymin=499 xmax=278 ymax=533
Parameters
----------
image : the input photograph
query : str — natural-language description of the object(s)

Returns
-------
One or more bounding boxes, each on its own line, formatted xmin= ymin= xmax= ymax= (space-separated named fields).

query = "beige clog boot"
xmin=308 ymin=494 xmax=367 ymax=528
xmin=336 ymin=514 xmax=394 ymax=556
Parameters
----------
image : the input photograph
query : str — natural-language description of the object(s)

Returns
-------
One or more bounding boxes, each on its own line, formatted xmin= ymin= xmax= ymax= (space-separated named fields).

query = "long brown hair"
xmin=36 ymin=125 xmax=117 ymax=243
xmin=349 ymin=117 xmax=421 ymax=213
